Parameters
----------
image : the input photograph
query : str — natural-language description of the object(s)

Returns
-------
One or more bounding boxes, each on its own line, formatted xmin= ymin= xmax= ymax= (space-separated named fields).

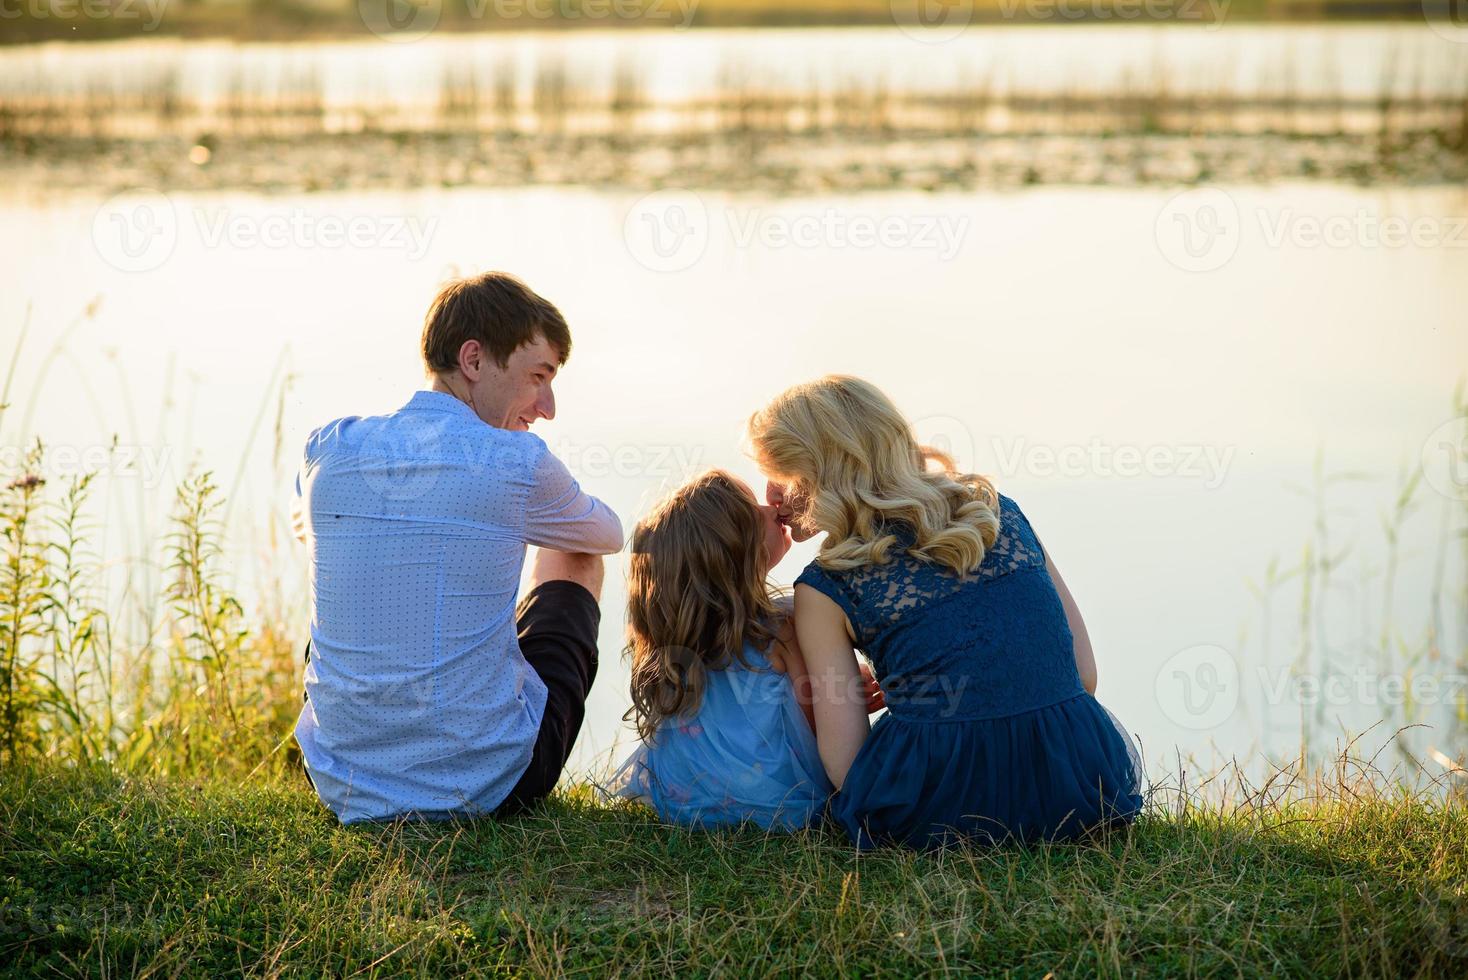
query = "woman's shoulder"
xmin=794 ymin=560 xmax=866 ymax=620
xmin=981 ymin=490 xmax=1048 ymax=575
xmin=993 ymin=491 xmax=1037 ymax=536
xmin=794 ymin=558 xmax=852 ymax=597
xmin=793 ymin=522 xmax=915 ymax=584
xmin=794 ymin=559 xmax=829 ymax=586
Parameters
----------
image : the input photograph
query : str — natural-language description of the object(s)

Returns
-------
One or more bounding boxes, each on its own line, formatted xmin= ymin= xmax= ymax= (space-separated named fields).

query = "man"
xmin=292 ymin=272 xmax=623 ymax=823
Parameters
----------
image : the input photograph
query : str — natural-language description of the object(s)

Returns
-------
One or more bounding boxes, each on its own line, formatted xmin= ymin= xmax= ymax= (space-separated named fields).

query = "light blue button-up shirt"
xmin=292 ymin=389 xmax=623 ymax=823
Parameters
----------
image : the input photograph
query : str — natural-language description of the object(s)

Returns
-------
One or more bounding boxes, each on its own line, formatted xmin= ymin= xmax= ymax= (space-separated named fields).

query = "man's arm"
xmin=292 ymin=426 xmax=328 ymax=546
xmin=291 ymin=465 xmax=308 ymax=544
xmin=525 ymin=449 xmax=623 ymax=554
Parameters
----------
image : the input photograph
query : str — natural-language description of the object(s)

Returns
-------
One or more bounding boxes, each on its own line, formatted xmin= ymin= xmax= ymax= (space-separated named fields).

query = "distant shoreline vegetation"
xmin=3 ymin=21 xmax=1466 ymax=194
xmin=0 ymin=0 xmax=1462 ymax=46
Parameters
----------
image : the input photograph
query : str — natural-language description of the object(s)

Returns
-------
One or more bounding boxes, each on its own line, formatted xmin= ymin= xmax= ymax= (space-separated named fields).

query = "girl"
xmin=748 ymin=376 xmax=1144 ymax=850
xmin=605 ymin=469 xmax=879 ymax=831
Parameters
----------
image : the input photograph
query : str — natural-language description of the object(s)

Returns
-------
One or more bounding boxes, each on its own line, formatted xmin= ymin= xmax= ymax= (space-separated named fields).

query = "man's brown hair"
xmin=421 ymin=272 xmax=571 ymax=375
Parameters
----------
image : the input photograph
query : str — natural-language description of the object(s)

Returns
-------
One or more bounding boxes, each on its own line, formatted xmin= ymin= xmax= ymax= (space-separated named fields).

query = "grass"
xmin=1 ymin=754 xmax=1466 ymax=976
xmin=1 ymin=315 xmax=1465 ymax=974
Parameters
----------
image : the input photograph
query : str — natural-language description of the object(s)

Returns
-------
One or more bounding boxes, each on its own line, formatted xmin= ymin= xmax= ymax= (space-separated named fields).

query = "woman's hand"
xmin=858 ymin=661 xmax=886 ymax=713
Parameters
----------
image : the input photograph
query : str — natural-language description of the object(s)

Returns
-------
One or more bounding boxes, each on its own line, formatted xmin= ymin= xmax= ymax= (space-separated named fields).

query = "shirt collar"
xmin=403 ymin=389 xmax=483 ymax=423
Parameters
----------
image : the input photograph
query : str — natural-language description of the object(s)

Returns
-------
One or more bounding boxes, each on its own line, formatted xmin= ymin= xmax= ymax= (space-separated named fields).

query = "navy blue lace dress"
xmin=796 ymin=493 xmax=1144 ymax=850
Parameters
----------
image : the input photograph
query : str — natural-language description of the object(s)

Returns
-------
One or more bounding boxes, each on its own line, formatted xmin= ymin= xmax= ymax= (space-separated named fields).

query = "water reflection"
xmin=2 ymin=180 xmax=1465 ymax=782
xmin=3 ymin=26 xmax=1466 ymax=193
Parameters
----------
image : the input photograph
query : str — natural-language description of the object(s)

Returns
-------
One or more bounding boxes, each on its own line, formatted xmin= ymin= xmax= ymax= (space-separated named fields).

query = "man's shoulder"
xmin=302 ymin=415 xmax=363 ymax=458
xmin=301 ymin=396 xmax=560 ymax=478
xmin=450 ymin=420 xmax=551 ymax=472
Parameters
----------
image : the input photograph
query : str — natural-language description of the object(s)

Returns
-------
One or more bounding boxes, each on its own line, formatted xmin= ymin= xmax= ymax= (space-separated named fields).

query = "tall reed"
xmin=0 ymin=445 xmax=50 ymax=763
xmin=0 ymin=451 xmax=300 ymax=779
xmin=1246 ymin=386 xmax=1468 ymax=778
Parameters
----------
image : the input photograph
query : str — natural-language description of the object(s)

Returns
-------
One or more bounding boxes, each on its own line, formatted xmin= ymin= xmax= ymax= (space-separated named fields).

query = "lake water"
xmin=3 ymin=25 xmax=1467 ymax=787
xmin=5 ymin=178 xmax=1466 ymax=784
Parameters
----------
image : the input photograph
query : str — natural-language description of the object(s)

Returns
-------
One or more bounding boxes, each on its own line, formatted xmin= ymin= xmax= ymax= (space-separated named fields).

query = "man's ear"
xmin=457 ymin=339 xmax=484 ymax=381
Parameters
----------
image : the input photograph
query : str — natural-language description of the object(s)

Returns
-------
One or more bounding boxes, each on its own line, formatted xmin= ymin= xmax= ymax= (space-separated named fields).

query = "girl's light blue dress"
xmin=604 ymin=641 xmax=833 ymax=831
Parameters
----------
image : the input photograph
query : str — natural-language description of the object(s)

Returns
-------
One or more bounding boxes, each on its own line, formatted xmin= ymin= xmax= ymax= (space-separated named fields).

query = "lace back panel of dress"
xmin=837 ymin=496 xmax=1042 ymax=638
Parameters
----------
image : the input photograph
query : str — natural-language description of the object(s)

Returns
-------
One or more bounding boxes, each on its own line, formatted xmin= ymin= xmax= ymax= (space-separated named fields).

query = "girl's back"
xmin=608 ymin=468 xmax=834 ymax=832
xmin=606 ymin=639 xmax=832 ymax=831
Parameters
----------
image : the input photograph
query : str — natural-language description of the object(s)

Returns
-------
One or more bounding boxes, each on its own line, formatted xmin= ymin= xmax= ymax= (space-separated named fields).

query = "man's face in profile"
xmin=466 ymin=336 xmax=561 ymax=431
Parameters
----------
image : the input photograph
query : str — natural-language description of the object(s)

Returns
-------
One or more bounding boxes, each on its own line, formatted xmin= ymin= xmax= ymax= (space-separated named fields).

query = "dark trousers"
xmin=493 ymin=580 xmax=601 ymax=815
xmin=301 ymin=580 xmax=601 ymax=816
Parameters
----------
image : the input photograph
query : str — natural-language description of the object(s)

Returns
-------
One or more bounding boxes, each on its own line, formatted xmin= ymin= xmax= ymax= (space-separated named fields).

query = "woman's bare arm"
xmin=770 ymin=598 xmax=883 ymax=730
xmin=1043 ymin=548 xmax=1098 ymax=694
xmin=793 ymin=584 xmax=871 ymax=789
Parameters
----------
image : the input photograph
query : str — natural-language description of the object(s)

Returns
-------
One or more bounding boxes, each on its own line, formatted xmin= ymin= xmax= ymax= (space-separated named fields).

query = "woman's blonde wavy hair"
xmin=624 ymin=469 xmax=785 ymax=740
xmin=748 ymin=375 xmax=1000 ymax=575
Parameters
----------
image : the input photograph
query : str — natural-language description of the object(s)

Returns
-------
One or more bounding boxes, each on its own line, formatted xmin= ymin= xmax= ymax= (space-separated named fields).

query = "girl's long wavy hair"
xmin=748 ymin=375 xmax=1000 ymax=575
xmin=624 ymin=469 xmax=784 ymax=740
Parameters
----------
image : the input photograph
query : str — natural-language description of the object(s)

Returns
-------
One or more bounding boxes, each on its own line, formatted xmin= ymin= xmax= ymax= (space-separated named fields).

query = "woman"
xmin=748 ymin=375 xmax=1144 ymax=850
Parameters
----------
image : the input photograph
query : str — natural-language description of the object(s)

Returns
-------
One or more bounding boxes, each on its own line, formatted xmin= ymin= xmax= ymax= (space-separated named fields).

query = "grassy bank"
xmin=2 ymin=356 xmax=1466 ymax=973
xmin=1 ymin=759 xmax=1465 ymax=976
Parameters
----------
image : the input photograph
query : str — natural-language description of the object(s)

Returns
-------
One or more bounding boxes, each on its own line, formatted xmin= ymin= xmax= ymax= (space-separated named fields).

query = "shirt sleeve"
xmin=291 ymin=472 xmax=307 ymax=544
xmin=290 ymin=434 xmax=315 ymax=545
xmin=526 ymin=448 xmax=624 ymax=554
